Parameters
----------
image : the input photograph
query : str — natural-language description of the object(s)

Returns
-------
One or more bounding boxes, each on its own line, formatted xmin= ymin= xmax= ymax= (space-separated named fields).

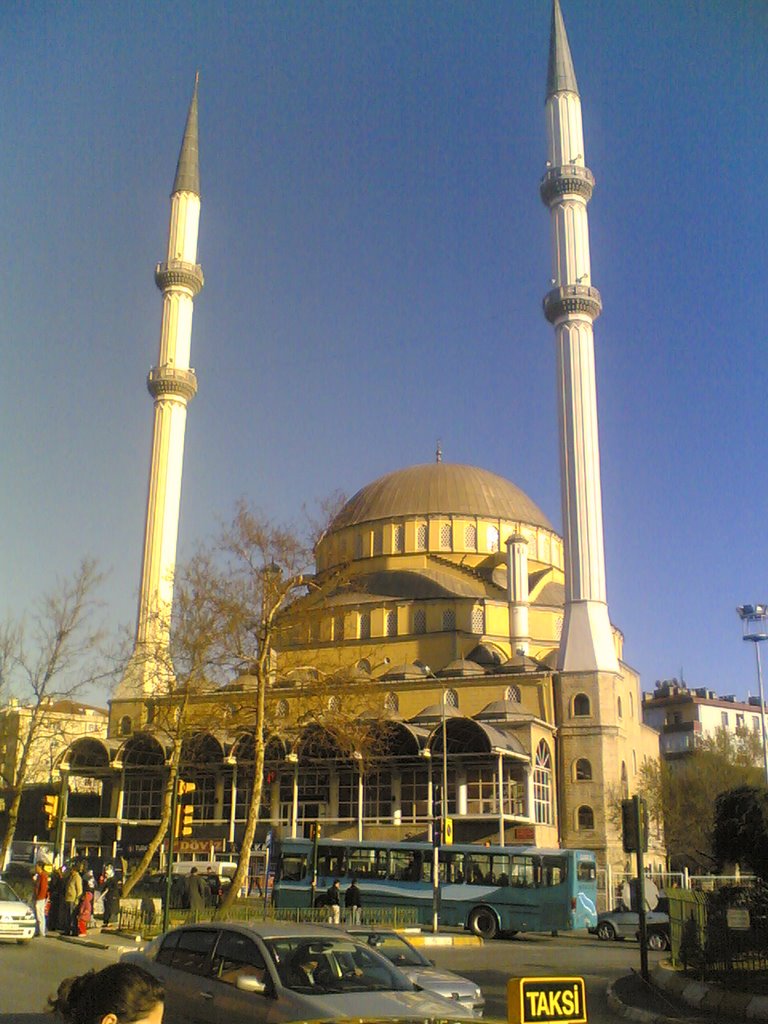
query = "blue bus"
xmin=272 ymin=838 xmax=597 ymax=939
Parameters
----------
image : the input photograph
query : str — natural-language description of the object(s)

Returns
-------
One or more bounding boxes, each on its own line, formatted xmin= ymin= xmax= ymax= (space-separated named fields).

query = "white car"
xmin=123 ymin=920 xmax=474 ymax=1023
xmin=0 ymin=879 xmax=36 ymax=943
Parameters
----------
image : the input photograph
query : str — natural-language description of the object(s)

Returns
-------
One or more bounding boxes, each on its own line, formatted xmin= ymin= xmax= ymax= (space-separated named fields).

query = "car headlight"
xmin=475 ymin=988 xmax=482 ymax=999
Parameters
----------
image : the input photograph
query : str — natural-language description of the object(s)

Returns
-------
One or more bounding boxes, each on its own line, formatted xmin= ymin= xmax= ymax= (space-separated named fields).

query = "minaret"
xmin=540 ymin=2 xmax=618 ymax=675
xmin=116 ymin=76 xmax=203 ymax=699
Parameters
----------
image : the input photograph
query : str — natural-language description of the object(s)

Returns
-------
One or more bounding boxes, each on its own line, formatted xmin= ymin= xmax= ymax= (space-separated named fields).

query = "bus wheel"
xmin=469 ymin=907 xmax=498 ymax=940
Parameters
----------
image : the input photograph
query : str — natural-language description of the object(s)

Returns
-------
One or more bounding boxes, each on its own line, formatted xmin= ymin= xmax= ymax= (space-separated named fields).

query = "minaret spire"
xmin=117 ymin=76 xmax=204 ymax=700
xmin=540 ymin=1 xmax=618 ymax=674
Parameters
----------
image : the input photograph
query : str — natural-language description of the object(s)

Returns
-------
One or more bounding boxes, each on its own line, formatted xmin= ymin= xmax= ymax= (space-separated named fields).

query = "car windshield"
xmin=265 ymin=936 xmax=413 ymax=995
xmin=355 ymin=932 xmax=429 ymax=968
xmin=0 ymin=881 xmax=22 ymax=902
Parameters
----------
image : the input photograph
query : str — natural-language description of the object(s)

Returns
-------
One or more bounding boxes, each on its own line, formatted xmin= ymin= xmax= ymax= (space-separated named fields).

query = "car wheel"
xmin=468 ymin=907 xmax=498 ymax=940
xmin=16 ymin=939 xmax=30 ymax=945
xmin=647 ymin=931 xmax=668 ymax=951
xmin=596 ymin=921 xmax=616 ymax=941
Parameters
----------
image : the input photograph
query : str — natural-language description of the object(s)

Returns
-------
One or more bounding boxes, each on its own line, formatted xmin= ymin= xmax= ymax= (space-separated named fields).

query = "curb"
xmin=397 ymin=929 xmax=483 ymax=948
xmin=605 ymin=976 xmax=705 ymax=1024
xmin=55 ymin=933 xmax=142 ymax=956
xmin=652 ymin=962 xmax=768 ymax=1022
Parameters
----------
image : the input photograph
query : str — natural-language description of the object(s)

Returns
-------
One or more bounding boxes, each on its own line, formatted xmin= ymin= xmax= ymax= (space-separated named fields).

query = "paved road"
xmin=0 ymin=929 xmax=661 ymax=1023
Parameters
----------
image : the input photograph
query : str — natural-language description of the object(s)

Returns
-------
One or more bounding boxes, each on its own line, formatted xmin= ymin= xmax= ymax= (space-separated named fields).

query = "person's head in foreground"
xmin=49 ymin=963 xmax=164 ymax=1024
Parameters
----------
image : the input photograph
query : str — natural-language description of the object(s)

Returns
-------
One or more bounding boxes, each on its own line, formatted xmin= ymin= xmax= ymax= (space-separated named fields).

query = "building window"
xmin=338 ymin=769 xmax=360 ymax=819
xmin=629 ymin=692 xmax=635 ymax=718
xmin=471 ymin=605 xmax=485 ymax=634
xmin=577 ymin=805 xmax=595 ymax=830
xmin=328 ymin=695 xmax=341 ymax=713
xmin=359 ymin=612 xmax=371 ymax=640
xmin=416 ymin=523 xmax=428 ymax=550
xmin=363 ymin=770 xmax=392 ymax=822
xmin=533 ymin=741 xmax=553 ymax=825
xmin=632 ymin=749 xmax=637 ymax=774
xmin=466 ymin=766 xmax=499 ymax=814
xmin=413 ymin=608 xmax=427 ymax=634
xmin=373 ymin=528 xmax=383 ymax=555
xmin=123 ymin=775 xmax=162 ymax=820
xmin=393 ymin=524 xmax=405 ymax=553
xmin=573 ymin=693 xmax=590 ymax=717
xmin=192 ymin=775 xmax=216 ymax=821
xmin=487 ymin=526 xmax=499 ymax=553
xmin=505 ymin=685 xmax=521 ymax=703
xmin=754 ymin=716 xmax=761 ymax=732
xmin=464 ymin=524 xmax=477 ymax=550
xmin=333 ymin=614 xmax=345 ymax=641
xmin=442 ymin=609 xmax=456 ymax=631
xmin=621 ymin=761 xmax=629 ymax=799
xmin=736 ymin=714 xmax=745 ymax=729
xmin=384 ymin=692 xmax=399 ymax=714
xmin=275 ymin=698 xmax=289 ymax=719
xmin=355 ymin=533 xmax=363 ymax=559
xmin=385 ymin=610 xmax=398 ymax=637
xmin=401 ymin=768 xmax=429 ymax=822
xmin=575 ymin=758 xmax=592 ymax=781
xmin=617 ymin=696 xmax=623 ymax=719
xmin=120 ymin=716 xmax=132 ymax=737
xmin=721 ymin=711 xmax=729 ymax=727
xmin=440 ymin=523 xmax=453 ymax=550
xmin=444 ymin=688 xmax=459 ymax=709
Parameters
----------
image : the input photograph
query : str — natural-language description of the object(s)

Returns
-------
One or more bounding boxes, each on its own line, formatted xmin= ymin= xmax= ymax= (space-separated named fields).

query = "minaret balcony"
xmin=147 ymin=365 xmax=198 ymax=402
xmin=155 ymin=260 xmax=204 ymax=296
xmin=543 ymin=284 xmax=602 ymax=323
xmin=539 ymin=164 xmax=595 ymax=206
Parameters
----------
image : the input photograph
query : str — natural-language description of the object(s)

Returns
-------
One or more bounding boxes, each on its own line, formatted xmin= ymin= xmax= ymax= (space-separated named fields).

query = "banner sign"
xmin=507 ymin=977 xmax=587 ymax=1024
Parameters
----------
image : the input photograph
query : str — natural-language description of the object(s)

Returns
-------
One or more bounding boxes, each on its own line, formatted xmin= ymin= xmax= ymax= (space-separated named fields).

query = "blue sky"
xmin=1 ymin=1 xmax=766 ymax=703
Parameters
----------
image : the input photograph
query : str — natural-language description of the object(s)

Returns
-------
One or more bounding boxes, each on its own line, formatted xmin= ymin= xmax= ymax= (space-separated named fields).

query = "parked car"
xmin=122 ymin=920 xmax=475 ymax=1023
xmin=347 ymin=927 xmax=484 ymax=1014
xmin=0 ymin=879 xmax=36 ymax=944
xmin=0 ymin=861 xmax=37 ymax=902
xmin=133 ymin=871 xmax=229 ymax=909
xmin=590 ymin=897 xmax=670 ymax=949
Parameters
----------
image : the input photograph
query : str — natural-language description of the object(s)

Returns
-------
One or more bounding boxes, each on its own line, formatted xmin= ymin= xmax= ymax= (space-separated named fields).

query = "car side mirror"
xmin=236 ymin=975 xmax=268 ymax=995
xmin=428 ymin=958 xmax=436 ymax=966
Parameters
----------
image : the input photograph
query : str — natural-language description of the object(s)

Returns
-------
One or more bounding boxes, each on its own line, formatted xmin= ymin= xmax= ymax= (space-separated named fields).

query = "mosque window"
xmin=621 ymin=761 xmax=629 ymax=799
xmin=416 ymin=523 xmax=428 ymax=550
xmin=355 ymin=533 xmax=363 ymax=559
xmin=632 ymin=749 xmax=637 ymax=774
xmin=505 ymin=685 xmax=521 ymax=703
xmin=328 ymin=695 xmax=342 ymax=713
xmin=444 ymin=688 xmax=459 ymax=709
xmin=440 ymin=523 xmax=453 ymax=550
xmin=464 ymin=524 xmax=477 ymax=550
xmin=334 ymin=614 xmax=345 ymax=641
xmin=555 ymin=616 xmax=563 ymax=639
xmin=385 ymin=610 xmax=398 ymax=637
xmin=373 ymin=528 xmax=383 ymax=555
xmin=575 ymin=758 xmax=592 ymax=781
xmin=471 ymin=605 xmax=485 ymax=634
xmin=393 ymin=524 xmax=405 ymax=553
xmin=617 ymin=696 xmax=623 ymax=719
xmin=359 ymin=612 xmax=371 ymax=640
xmin=487 ymin=526 xmax=499 ymax=553
xmin=573 ymin=693 xmax=591 ymax=717
xmin=577 ymin=805 xmax=594 ymax=830
xmin=442 ymin=609 xmax=456 ymax=631
xmin=533 ymin=741 xmax=553 ymax=825
xmin=384 ymin=692 xmax=399 ymax=714
xmin=413 ymin=608 xmax=427 ymax=634
xmin=629 ymin=691 xmax=634 ymax=718
xmin=275 ymin=699 xmax=289 ymax=719
xmin=363 ymin=769 xmax=393 ymax=822
xmin=120 ymin=716 xmax=133 ymax=737
xmin=123 ymin=775 xmax=162 ymax=820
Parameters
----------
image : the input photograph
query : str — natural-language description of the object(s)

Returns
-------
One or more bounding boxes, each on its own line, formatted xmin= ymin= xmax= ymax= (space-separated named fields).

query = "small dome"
xmin=328 ymin=463 xmax=554 ymax=533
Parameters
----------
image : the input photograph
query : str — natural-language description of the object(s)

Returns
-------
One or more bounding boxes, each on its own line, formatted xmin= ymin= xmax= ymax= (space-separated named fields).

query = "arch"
xmin=533 ymin=740 xmax=553 ymax=825
xmin=119 ymin=715 xmax=133 ymax=737
xmin=428 ymin=717 xmax=527 ymax=759
xmin=296 ymin=723 xmax=345 ymax=760
xmin=120 ymin=733 xmax=165 ymax=768
xmin=64 ymin=737 xmax=112 ymax=771
xmin=574 ymin=758 xmax=592 ymax=781
xmin=577 ymin=805 xmax=594 ymax=830
xmin=572 ymin=693 xmax=591 ymax=717
xmin=181 ymin=733 xmax=224 ymax=768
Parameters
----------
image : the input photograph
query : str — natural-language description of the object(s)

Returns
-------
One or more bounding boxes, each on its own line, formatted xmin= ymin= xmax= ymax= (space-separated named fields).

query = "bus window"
xmin=389 ymin=849 xmax=424 ymax=882
xmin=317 ymin=847 xmax=346 ymax=879
xmin=509 ymin=855 xmax=535 ymax=887
xmin=465 ymin=853 xmax=493 ymax=885
xmin=438 ymin=850 xmax=466 ymax=883
xmin=278 ymin=853 xmax=307 ymax=882
xmin=348 ymin=847 xmax=388 ymax=880
xmin=491 ymin=854 xmax=510 ymax=885
xmin=577 ymin=859 xmax=596 ymax=881
xmin=541 ymin=855 xmax=566 ymax=886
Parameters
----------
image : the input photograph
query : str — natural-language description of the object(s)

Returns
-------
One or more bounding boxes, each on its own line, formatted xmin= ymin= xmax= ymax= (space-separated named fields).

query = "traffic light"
xmin=621 ymin=796 xmax=649 ymax=853
xmin=42 ymin=794 xmax=59 ymax=831
xmin=310 ymin=821 xmax=322 ymax=840
xmin=174 ymin=780 xmax=196 ymax=838
xmin=177 ymin=780 xmax=196 ymax=799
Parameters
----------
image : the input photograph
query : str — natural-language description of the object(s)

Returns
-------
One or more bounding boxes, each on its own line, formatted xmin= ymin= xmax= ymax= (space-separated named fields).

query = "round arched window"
xmin=328 ymin=695 xmax=342 ymax=713
xmin=505 ymin=685 xmax=521 ymax=703
xmin=275 ymin=699 xmax=289 ymax=719
xmin=575 ymin=758 xmax=592 ymax=781
xmin=573 ymin=693 xmax=590 ymax=717
xmin=119 ymin=716 xmax=132 ymax=737
xmin=534 ymin=741 xmax=552 ymax=825
xmin=444 ymin=688 xmax=459 ymax=709
xmin=577 ymin=805 xmax=594 ymax=830
xmin=384 ymin=692 xmax=399 ymax=714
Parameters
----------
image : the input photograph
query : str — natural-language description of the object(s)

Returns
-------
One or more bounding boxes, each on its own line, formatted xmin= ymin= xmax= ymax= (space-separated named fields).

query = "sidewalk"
xmin=52 ymin=927 xmax=146 ymax=957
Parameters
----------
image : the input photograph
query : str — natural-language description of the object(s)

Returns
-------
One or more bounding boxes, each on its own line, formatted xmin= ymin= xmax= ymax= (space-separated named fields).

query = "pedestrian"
xmin=344 ymin=876 xmax=362 ymax=925
xmin=49 ymin=961 xmax=164 ymax=1024
xmin=186 ymin=867 xmax=208 ymax=919
xmin=102 ymin=864 xmax=121 ymax=928
xmin=32 ymin=861 xmax=49 ymax=937
xmin=325 ymin=878 xmax=341 ymax=925
xmin=64 ymin=861 xmax=84 ymax=936
xmin=77 ymin=886 xmax=94 ymax=935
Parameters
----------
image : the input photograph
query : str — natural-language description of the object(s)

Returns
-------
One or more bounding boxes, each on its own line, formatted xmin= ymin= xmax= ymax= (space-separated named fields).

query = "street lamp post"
xmin=737 ymin=604 xmax=768 ymax=786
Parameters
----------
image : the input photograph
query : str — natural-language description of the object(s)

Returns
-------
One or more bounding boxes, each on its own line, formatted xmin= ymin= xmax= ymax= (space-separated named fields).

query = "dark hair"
xmin=49 ymin=963 xmax=164 ymax=1024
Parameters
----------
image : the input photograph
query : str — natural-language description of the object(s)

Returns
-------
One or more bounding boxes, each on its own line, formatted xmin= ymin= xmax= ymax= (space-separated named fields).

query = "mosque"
xmin=60 ymin=2 xmax=664 ymax=880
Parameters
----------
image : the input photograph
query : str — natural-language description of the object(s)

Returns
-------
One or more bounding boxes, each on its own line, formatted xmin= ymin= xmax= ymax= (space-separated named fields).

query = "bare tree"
xmin=0 ymin=559 xmax=105 ymax=866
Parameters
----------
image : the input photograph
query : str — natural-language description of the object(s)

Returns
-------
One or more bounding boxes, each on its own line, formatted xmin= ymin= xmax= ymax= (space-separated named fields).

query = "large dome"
xmin=329 ymin=463 xmax=554 ymax=532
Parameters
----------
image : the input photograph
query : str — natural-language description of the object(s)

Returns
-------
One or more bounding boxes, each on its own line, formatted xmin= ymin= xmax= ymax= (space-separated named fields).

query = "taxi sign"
xmin=507 ymin=976 xmax=587 ymax=1024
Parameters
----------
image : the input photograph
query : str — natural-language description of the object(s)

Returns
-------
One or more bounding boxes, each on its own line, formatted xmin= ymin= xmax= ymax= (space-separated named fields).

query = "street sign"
xmin=507 ymin=977 xmax=587 ymax=1024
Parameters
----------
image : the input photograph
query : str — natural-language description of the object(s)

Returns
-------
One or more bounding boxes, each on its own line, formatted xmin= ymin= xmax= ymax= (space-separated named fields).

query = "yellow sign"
xmin=507 ymin=977 xmax=587 ymax=1024
xmin=444 ymin=817 xmax=453 ymax=844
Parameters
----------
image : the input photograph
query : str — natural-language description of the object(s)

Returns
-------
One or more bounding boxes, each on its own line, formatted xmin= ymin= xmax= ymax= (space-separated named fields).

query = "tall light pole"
xmin=737 ymin=604 xmax=768 ymax=786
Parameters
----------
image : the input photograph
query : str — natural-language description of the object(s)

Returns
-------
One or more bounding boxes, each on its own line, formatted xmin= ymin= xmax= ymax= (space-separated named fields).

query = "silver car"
xmin=0 ymin=880 xmax=36 ymax=944
xmin=348 ymin=928 xmax=484 ymax=1014
xmin=123 ymin=920 xmax=474 ymax=1023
